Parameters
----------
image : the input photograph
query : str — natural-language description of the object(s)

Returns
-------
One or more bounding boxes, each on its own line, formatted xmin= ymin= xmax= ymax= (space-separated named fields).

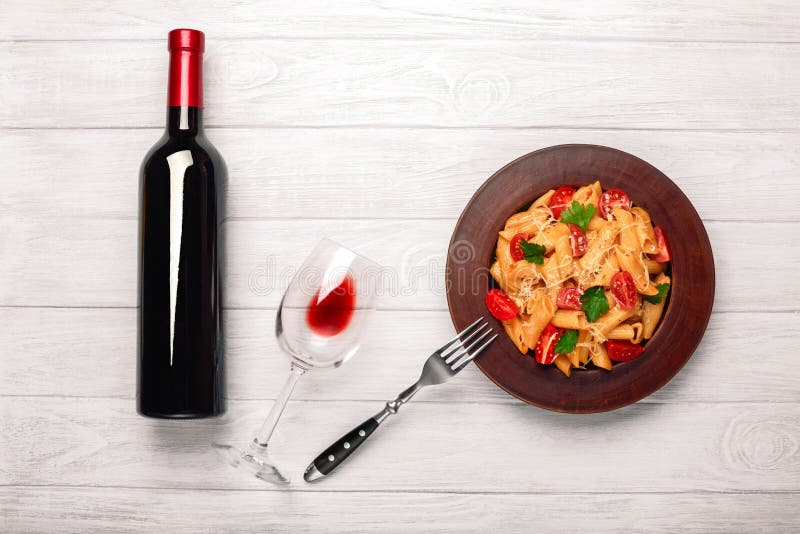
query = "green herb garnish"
xmin=560 ymin=201 xmax=596 ymax=233
xmin=519 ymin=238 xmax=546 ymax=264
xmin=644 ymin=283 xmax=670 ymax=304
xmin=555 ymin=329 xmax=579 ymax=355
xmin=580 ymin=286 xmax=609 ymax=322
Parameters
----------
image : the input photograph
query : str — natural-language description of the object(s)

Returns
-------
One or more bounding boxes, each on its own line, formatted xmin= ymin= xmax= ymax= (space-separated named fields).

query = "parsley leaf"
xmin=644 ymin=283 xmax=670 ymax=304
xmin=555 ymin=329 xmax=579 ymax=355
xmin=580 ymin=286 xmax=609 ymax=322
xmin=519 ymin=238 xmax=546 ymax=264
xmin=560 ymin=201 xmax=596 ymax=233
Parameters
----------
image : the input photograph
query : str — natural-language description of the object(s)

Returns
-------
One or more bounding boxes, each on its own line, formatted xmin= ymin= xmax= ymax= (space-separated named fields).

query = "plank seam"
xmin=3 ymin=125 xmax=800 ymax=133
xmin=2 ymin=395 xmax=798 ymax=404
xmin=3 ymin=37 xmax=800 ymax=45
xmin=2 ymin=484 xmax=799 ymax=495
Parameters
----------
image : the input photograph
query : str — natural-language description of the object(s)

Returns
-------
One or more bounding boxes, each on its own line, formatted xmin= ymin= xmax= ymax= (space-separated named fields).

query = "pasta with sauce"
xmin=484 ymin=181 xmax=672 ymax=376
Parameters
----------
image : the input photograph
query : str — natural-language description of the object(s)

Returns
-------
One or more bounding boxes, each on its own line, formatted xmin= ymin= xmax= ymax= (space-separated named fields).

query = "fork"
xmin=303 ymin=317 xmax=497 ymax=482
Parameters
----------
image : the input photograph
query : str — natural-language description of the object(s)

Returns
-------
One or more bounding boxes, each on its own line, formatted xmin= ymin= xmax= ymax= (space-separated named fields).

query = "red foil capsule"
xmin=167 ymin=29 xmax=204 ymax=107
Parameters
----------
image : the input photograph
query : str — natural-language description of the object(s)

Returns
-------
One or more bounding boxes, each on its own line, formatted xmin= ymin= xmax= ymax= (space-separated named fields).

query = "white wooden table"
xmin=2 ymin=2 xmax=799 ymax=532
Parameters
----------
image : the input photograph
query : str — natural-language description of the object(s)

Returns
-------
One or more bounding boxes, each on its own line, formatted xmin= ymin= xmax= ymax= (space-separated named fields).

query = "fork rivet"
xmin=328 ymin=454 xmax=335 ymax=462
xmin=343 ymin=442 xmax=350 ymax=449
xmin=358 ymin=430 xmax=366 ymax=437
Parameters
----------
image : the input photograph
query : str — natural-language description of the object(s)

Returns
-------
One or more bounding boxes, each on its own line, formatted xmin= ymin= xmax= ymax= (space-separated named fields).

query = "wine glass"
xmin=212 ymin=238 xmax=380 ymax=484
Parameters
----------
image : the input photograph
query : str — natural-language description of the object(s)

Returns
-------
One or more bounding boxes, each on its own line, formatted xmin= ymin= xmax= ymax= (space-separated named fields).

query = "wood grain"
xmin=3 ymin=0 xmax=799 ymax=42
xmin=3 ymin=487 xmax=799 ymax=534
xmin=3 ymin=128 xmax=800 ymax=222
xmin=0 ymin=217 xmax=796 ymax=311
xmin=2 ymin=1 xmax=798 ymax=530
xmin=2 ymin=307 xmax=798 ymax=404
xmin=2 ymin=397 xmax=798 ymax=492
xmin=2 ymin=40 xmax=798 ymax=129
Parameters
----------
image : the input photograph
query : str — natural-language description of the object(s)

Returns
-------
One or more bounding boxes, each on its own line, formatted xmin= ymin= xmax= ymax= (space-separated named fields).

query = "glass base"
xmin=212 ymin=438 xmax=291 ymax=485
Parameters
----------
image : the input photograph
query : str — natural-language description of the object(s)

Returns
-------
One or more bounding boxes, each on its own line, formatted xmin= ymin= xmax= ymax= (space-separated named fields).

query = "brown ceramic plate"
xmin=446 ymin=144 xmax=714 ymax=413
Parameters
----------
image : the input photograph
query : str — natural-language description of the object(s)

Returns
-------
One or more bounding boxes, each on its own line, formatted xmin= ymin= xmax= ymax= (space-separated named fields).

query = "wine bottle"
xmin=138 ymin=29 xmax=225 ymax=418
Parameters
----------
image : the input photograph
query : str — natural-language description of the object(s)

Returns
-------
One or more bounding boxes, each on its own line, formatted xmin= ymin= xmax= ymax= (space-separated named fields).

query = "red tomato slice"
xmin=598 ymin=188 xmax=631 ymax=219
xmin=610 ymin=271 xmax=637 ymax=311
xmin=534 ymin=323 xmax=562 ymax=364
xmin=567 ymin=223 xmax=588 ymax=257
xmin=548 ymin=186 xmax=576 ymax=219
xmin=509 ymin=233 xmax=527 ymax=262
xmin=650 ymin=226 xmax=671 ymax=262
xmin=606 ymin=339 xmax=645 ymax=362
xmin=556 ymin=287 xmax=583 ymax=310
xmin=485 ymin=289 xmax=518 ymax=321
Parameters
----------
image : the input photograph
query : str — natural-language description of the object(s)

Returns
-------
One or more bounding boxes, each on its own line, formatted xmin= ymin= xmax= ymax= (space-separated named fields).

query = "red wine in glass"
xmin=212 ymin=239 xmax=379 ymax=484
xmin=306 ymin=275 xmax=356 ymax=337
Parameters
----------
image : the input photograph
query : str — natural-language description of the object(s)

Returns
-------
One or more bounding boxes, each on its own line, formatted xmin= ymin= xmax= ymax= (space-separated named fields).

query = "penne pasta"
xmin=573 ymin=181 xmax=601 ymax=208
xmin=551 ymin=310 xmax=589 ymax=330
xmin=631 ymin=207 xmax=659 ymax=255
xmin=541 ymin=234 xmax=574 ymax=287
xmin=615 ymin=208 xmax=641 ymax=254
xmin=594 ymin=293 xmax=637 ymax=337
xmin=490 ymin=261 xmax=504 ymax=288
xmin=607 ymin=323 xmax=636 ymax=340
xmin=629 ymin=322 xmax=644 ymax=344
xmin=500 ymin=207 xmax=552 ymax=239
xmin=642 ymin=273 xmax=671 ymax=339
xmin=607 ymin=322 xmax=644 ymax=344
xmin=644 ymin=258 xmax=666 ymax=275
xmin=488 ymin=181 xmax=672 ymax=377
xmin=531 ymin=189 xmax=555 ymax=208
xmin=575 ymin=330 xmax=591 ymax=364
xmin=590 ymin=251 xmax=620 ymax=288
xmin=566 ymin=349 xmax=581 ymax=368
xmin=615 ymin=247 xmax=658 ymax=296
xmin=519 ymin=289 xmax=557 ymax=350
xmin=554 ymin=355 xmax=572 ymax=377
xmin=503 ymin=316 xmax=529 ymax=354
xmin=496 ymin=235 xmax=514 ymax=271
xmin=533 ymin=223 xmax=569 ymax=254
xmin=590 ymin=339 xmax=613 ymax=370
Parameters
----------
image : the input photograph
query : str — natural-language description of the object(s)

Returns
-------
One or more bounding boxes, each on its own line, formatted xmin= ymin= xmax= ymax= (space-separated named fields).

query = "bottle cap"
xmin=168 ymin=29 xmax=205 ymax=53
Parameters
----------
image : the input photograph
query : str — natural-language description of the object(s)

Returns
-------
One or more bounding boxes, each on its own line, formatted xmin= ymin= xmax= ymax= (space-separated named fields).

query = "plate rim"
xmin=445 ymin=143 xmax=715 ymax=413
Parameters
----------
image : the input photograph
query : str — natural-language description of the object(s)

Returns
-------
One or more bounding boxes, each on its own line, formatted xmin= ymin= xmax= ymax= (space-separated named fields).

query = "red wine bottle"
xmin=138 ymin=29 xmax=225 ymax=418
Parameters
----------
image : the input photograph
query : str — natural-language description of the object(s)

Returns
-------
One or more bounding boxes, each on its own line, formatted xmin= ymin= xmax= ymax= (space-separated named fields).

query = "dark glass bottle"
xmin=137 ymin=29 xmax=225 ymax=418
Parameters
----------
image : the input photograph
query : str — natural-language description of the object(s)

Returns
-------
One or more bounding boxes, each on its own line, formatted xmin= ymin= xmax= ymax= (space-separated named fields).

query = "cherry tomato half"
xmin=548 ymin=186 xmax=576 ymax=219
xmin=485 ymin=289 xmax=519 ymax=321
xmin=567 ymin=223 xmax=588 ymax=257
xmin=598 ymin=188 xmax=631 ymax=220
xmin=650 ymin=226 xmax=671 ymax=262
xmin=606 ymin=339 xmax=645 ymax=362
xmin=556 ymin=287 xmax=583 ymax=310
xmin=534 ymin=323 xmax=563 ymax=364
xmin=610 ymin=271 xmax=637 ymax=311
xmin=509 ymin=233 xmax=527 ymax=262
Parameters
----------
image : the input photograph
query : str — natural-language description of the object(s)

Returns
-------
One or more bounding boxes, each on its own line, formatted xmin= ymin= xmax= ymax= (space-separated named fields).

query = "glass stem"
xmin=254 ymin=364 xmax=306 ymax=446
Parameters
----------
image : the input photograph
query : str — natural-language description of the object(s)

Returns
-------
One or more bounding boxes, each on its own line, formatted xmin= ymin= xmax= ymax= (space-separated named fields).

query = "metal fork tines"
xmin=437 ymin=317 xmax=497 ymax=370
xmin=303 ymin=317 xmax=498 ymax=482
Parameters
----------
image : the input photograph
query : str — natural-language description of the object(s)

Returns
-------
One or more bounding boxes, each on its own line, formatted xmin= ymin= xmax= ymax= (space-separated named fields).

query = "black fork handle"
xmin=304 ymin=416 xmax=380 ymax=481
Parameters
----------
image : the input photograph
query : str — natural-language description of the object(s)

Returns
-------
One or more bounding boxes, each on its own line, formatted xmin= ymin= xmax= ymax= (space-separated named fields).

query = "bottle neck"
xmin=166 ymin=106 xmax=203 ymax=136
xmin=167 ymin=47 xmax=203 ymax=135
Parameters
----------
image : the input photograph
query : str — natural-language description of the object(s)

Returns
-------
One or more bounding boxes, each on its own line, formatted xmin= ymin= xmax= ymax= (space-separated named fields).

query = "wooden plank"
xmin=1 ymin=397 xmax=798 ymax=492
xmin=2 ymin=307 xmax=798 ymax=404
xmin=3 ymin=487 xmax=798 ymax=534
xmin=2 ymin=1 xmax=799 ymax=43
xmin=2 ymin=40 xmax=798 ymax=129
xmin=0 ymin=218 xmax=796 ymax=311
xmin=3 ymin=128 xmax=800 ymax=222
